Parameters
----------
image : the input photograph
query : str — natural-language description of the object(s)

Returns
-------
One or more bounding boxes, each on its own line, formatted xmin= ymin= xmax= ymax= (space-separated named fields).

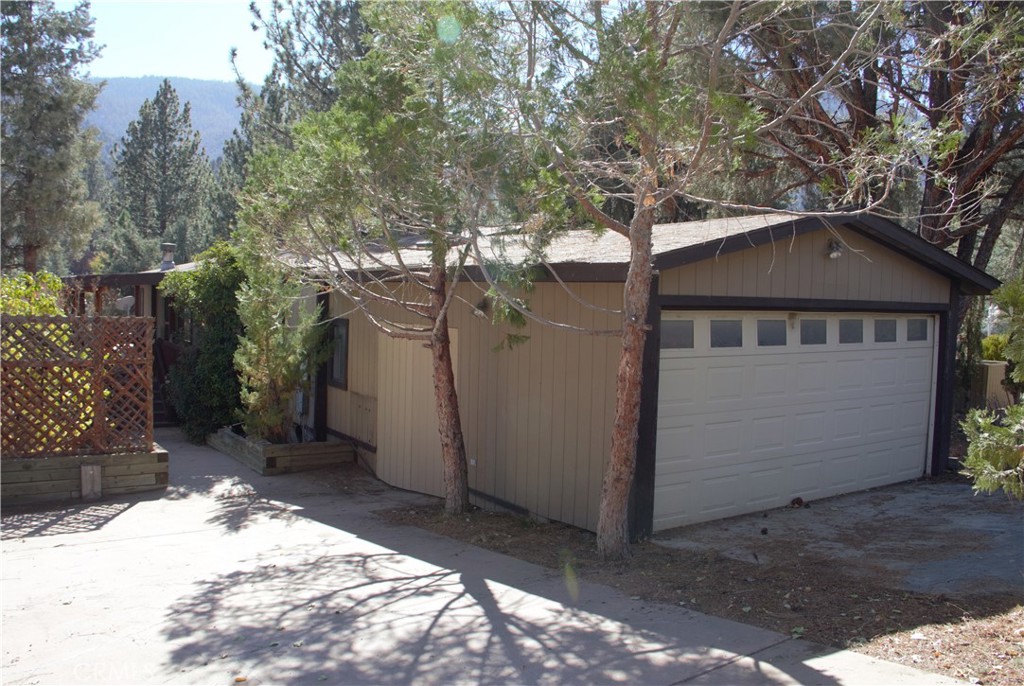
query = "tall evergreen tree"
xmin=1 ymin=0 xmax=103 ymax=273
xmin=215 ymin=1 xmax=368 ymax=232
xmin=107 ymin=79 xmax=217 ymax=272
xmin=247 ymin=0 xmax=368 ymax=126
xmin=238 ymin=0 xmax=509 ymax=514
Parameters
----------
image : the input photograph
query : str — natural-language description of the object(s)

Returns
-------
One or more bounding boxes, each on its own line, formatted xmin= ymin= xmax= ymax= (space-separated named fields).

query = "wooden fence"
xmin=1 ymin=316 xmax=154 ymax=458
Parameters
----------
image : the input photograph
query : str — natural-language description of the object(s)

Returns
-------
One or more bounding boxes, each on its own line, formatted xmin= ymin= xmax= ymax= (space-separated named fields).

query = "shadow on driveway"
xmin=1 ymin=428 xmax=972 ymax=685
xmin=149 ymin=429 xmax=848 ymax=685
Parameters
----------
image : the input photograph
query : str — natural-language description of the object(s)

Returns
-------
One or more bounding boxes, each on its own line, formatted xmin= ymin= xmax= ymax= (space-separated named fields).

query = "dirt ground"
xmin=375 ymin=475 xmax=1023 ymax=686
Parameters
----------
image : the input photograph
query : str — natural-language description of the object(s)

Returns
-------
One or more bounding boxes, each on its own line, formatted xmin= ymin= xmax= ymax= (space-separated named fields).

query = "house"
xmin=322 ymin=212 xmax=998 ymax=538
xmin=64 ymin=243 xmax=193 ymax=338
xmin=64 ymin=243 xmax=194 ymax=425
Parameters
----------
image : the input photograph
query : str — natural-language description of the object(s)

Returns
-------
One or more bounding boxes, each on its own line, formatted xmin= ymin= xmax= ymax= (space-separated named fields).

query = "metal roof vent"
xmin=160 ymin=243 xmax=176 ymax=271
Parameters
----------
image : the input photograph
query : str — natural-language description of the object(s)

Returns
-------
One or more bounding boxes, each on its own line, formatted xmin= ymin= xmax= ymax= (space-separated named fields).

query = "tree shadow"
xmin=161 ymin=547 xmax=835 ymax=685
xmin=150 ymin=430 xmax=842 ymax=686
xmin=155 ymin=428 xmax=307 ymax=533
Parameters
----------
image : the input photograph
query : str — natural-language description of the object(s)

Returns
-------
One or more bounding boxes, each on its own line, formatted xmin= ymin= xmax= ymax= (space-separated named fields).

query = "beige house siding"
xmin=325 ymin=224 xmax=954 ymax=532
xmin=375 ymin=331 xmax=458 ymax=498
xmin=326 ymin=291 xmax=380 ymax=467
xmin=456 ymin=282 xmax=621 ymax=531
xmin=659 ymin=225 xmax=950 ymax=303
xmin=327 ymin=282 xmax=622 ymax=531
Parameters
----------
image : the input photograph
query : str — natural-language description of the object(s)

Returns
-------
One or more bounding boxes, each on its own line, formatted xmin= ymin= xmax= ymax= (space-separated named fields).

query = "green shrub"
xmin=0 ymin=271 xmax=65 ymax=315
xmin=982 ymin=334 xmax=1009 ymax=362
xmin=963 ymin=277 xmax=1024 ymax=499
xmin=159 ymin=243 xmax=245 ymax=442
xmin=234 ymin=267 xmax=327 ymax=444
xmin=962 ymin=404 xmax=1024 ymax=499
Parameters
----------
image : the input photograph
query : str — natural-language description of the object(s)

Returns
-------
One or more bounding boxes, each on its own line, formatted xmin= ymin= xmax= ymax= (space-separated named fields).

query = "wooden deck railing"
xmin=1 ymin=316 xmax=154 ymax=458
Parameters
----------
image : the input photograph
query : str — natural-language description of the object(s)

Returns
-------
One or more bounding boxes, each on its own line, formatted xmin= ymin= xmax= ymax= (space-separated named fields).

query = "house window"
xmin=874 ymin=319 xmax=897 ymax=342
xmin=330 ymin=319 xmax=349 ymax=389
xmin=839 ymin=319 xmax=863 ymax=344
xmin=800 ymin=319 xmax=827 ymax=345
xmin=710 ymin=319 xmax=743 ymax=348
xmin=756 ymin=319 xmax=787 ymax=347
xmin=661 ymin=320 xmax=694 ymax=349
xmin=907 ymin=318 xmax=929 ymax=341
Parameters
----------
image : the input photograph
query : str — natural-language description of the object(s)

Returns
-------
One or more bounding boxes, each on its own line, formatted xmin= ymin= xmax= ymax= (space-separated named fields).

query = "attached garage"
xmin=629 ymin=213 xmax=1000 ymax=537
xmin=654 ymin=311 xmax=937 ymax=529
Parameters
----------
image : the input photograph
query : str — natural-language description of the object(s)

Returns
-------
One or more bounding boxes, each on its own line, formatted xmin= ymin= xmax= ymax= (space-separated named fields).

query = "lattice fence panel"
xmin=1 ymin=316 xmax=154 ymax=458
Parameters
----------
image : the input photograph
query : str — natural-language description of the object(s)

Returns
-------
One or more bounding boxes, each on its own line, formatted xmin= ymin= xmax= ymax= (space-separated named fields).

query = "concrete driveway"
xmin=653 ymin=478 xmax=1024 ymax=598
xmin=2 ymin=429 xmax=966 ymax=685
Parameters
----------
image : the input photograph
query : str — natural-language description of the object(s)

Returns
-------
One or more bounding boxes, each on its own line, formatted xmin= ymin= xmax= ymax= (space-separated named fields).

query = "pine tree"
xmin=215 ymin=1 xmax=368 ymax=232
xmin=108 ymin=79 xmax=216 ymax=271
xmin=247 ymin=0 xmax=368 ymax=120
xmin=1 ymin=0 xmax=103 ymax=273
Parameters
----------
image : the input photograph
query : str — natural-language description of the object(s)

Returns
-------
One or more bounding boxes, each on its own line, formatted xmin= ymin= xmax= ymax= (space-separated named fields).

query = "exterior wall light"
xmin=826 ymin=239 xmax=844 ymax=260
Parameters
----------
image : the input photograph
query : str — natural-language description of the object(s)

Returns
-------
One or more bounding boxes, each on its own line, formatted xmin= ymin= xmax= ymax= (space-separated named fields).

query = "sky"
xmin=57 ymin=0 xmax=276 ymax=83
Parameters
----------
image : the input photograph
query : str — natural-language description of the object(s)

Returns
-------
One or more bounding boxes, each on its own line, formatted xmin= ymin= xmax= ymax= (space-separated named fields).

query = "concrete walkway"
xmin=2 ymin=429 xmax=964 ymax=685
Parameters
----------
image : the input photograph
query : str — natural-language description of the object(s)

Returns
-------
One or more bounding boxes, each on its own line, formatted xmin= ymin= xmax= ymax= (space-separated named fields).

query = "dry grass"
xmin=380 ymin=504 xmax=1023 ymax=686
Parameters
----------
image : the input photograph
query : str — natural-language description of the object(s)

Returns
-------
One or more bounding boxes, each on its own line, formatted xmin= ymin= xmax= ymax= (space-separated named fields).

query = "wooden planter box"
xmin=208 ymin=427 xmax=354 ymax=476
xmin=1 ymin=447 xmax=169 ymax=507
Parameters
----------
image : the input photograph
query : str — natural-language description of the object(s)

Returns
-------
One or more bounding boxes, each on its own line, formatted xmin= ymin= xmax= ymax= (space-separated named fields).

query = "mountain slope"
xmin=87 ymin=76 xmax=243 ymax=159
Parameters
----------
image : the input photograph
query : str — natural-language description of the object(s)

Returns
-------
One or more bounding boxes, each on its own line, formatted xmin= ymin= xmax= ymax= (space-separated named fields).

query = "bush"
xmin=962 ymin=404 xmax=1024 ymax=499
xmin=234 ymin=267 xmax=326 ymax=444
xmin=963 ymin=277 xmax=1024 ymax=499
xmin=982 ymin=334 xmax=1009 ymax=362
xmin=0 ymin=271 xmax=65 ymax=315
xmin=159 ymin=243 xmax=245 ymax=442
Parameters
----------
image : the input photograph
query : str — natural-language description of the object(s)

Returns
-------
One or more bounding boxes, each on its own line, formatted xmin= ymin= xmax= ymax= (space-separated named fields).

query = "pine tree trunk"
xmin=596 ymin=207 xmax=656 ymax=560
xmin=23 ymin=204 xmax=39 ymax=273
xmin=428 ymin=262 xmax=470 ymax=515
xmin=23 ymin=244 xmax=40 ymax=273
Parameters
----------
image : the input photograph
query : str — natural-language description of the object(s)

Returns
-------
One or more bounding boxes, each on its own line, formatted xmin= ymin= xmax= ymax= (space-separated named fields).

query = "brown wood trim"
xmin=64 ymin=217 xmax=996 ymax=296
xmin=649 ymin=213 xmax=998 ymax=296
xmin=326 ymin=427 xmax=376 ymax=454
xmin=314 ymin=292 xmax=329 ymax=442
xmin=630 ymin=274 xmax=660 ymax=543
xmin=656 ymin=295 xmax=949 ymax=313
xmin=653 ymin=215 xmax=815 ymax=270
xmin=932 ymin=284 xmax=960 ymax=475
xmin=468 ymin=487 xmax=530 ymax=517
xmin=64 ymin=272 xmax=170 ymax=290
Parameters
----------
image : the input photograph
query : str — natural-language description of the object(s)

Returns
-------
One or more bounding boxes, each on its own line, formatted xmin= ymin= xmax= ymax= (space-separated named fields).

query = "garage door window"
xmin=800 ymin=319 xmax=827 ymax=345
xmin=907 ymin=318 xmax=929 ymax=341
xmin=757 ymin=319 xmax=787 ymax=346
xmin=874 ymin=319 xmax=897 ymax=342
xmin=839 ymin=318 xmax=863 ymax=344
xmin=661 ymin=319 xmax=694 ymax=349
xmin=710 ymin=320 xmax=743 ymax=348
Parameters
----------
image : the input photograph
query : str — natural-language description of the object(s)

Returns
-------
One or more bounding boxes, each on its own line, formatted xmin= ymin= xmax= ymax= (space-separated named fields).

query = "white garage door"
xmin=654 ymin=312 xmax=937 ymax=531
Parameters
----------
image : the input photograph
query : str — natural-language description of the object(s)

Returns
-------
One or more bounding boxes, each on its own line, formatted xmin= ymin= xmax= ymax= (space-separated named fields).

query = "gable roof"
xmin=526 ymin=212 xmax=998 ymax=295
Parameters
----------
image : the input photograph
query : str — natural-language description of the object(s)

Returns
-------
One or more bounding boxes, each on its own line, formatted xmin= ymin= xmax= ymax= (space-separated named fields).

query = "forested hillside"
xmin=87 ymin=77 xmax=242 ymax=159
